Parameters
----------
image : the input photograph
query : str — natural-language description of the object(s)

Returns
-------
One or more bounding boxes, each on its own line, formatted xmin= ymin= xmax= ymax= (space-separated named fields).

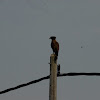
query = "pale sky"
xmin=0 ymin=0 xmax=100 ymax=100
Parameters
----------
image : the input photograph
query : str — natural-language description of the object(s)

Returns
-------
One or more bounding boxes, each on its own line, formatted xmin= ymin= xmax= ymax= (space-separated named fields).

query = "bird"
xmin=49 ymin=36 xmax=59 ymax=62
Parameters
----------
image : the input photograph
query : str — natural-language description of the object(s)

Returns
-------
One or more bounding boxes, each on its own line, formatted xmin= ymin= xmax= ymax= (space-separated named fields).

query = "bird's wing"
xmin=53 ymin=41 xmax=59 ymax=56
xmin=55 ymin=41 xmax=59 ymax=51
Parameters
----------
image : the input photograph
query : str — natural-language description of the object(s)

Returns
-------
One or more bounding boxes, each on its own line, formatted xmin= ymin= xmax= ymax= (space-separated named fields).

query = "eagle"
xmin=49 ymin=36 xmax=59 ymax=62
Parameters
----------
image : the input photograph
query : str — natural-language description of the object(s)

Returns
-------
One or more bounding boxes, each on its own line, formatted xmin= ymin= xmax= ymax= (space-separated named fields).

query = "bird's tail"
xmin=54 ymin=55 xmax=58 ymax=63
xmin=54 ymin=51 xmax=58 ymax=63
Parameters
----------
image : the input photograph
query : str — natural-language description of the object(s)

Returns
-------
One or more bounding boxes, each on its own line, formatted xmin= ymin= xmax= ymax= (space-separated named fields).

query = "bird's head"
xmin=49 ymin=36 xmax=56 ymax=40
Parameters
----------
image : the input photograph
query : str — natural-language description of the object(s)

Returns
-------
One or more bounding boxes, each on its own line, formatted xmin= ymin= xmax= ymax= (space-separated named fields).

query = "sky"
xmin=0 ymin=0 xmax=100 ymax=100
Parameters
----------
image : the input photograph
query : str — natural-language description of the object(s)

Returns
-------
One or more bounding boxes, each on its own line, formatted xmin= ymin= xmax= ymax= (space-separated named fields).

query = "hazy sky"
xmin=0 ymin=0 xmax=100 ymax=100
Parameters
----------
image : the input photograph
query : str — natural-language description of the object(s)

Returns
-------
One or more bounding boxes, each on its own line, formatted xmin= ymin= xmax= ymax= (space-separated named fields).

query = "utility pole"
xmin=49 ymin=54 xmax=57 ymax=100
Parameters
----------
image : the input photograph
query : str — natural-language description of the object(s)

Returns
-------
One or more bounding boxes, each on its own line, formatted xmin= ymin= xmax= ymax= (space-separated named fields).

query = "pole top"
xmin=50 ymin=54 xmax=55 ymax=57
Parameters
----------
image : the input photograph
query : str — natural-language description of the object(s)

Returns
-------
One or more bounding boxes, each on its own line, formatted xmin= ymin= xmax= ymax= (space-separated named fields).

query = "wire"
xmin=0 ymin=72 xmax=100 ymax=94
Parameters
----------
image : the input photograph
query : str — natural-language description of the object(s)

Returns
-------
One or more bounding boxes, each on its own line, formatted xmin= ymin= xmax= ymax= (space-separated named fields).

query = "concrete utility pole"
xmin=49 ymin=54 xmax=57 ymax=100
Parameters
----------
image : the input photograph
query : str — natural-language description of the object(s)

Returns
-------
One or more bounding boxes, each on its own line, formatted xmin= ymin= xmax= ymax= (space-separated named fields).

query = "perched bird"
xmin=49 ymin=36 xmax=59 ymax=62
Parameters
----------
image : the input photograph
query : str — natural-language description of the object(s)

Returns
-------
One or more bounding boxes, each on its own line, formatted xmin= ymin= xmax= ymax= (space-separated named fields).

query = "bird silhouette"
xmin=49 ymin=36 xmax=59 ymax=63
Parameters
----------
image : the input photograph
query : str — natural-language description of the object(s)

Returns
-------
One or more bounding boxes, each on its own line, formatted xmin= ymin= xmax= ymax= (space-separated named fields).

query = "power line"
xmin=0 ymin=75 xmax=49 ymax=94
xmin=59 ymin=72 xmax=100 ymax=76
xmin=0 ymin=72 xmax=100 ymax=95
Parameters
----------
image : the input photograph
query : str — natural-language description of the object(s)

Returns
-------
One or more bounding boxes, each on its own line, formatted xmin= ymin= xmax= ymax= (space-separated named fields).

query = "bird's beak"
xmin=49 ymin=37 xmax=51 ymax=39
